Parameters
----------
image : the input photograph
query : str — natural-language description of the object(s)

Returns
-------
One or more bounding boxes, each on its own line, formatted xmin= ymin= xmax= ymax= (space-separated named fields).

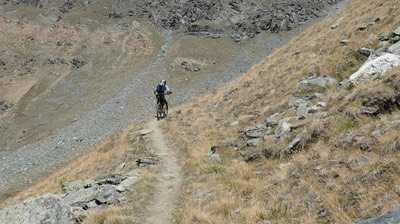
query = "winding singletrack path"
xmin=143 ymin=119 xmax=182 ymax=224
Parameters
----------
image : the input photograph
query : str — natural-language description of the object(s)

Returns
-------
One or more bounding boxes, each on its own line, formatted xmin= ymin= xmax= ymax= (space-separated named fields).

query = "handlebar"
xmin=155 ymin=91 xmax=172 ymax=96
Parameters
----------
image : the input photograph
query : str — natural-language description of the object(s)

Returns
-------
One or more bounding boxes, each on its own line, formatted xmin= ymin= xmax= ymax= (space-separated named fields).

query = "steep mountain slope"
xmin=0 ymin=0 xmax=343 ymax=203
xmin=163 ymin=0 xmax=400 ymax=223
xmin=8 ymin=0 xmax=400 ymax=223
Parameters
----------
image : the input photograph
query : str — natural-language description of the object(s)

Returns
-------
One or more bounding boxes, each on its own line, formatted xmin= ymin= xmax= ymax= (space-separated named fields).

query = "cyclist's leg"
xmin=161 ymin=97 xmax=166 ymax=116
xmin=156 ymin=95 xmax=160 ymax=105
xmin=165 ymin=100 xmax=168 ymax=116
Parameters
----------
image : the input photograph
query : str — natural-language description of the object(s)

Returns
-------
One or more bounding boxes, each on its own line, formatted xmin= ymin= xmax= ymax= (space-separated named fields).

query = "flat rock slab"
xmin=245 ymin=128 xmax=270 ymax=138
xmin=62 ymin=180 xmax=95 ymax=193
xmin=299 ymin=76 xmax=337 ymax=87
xmin=119 ymin=176 xmax=139 ymax=189
xmin=63 ymin=184 xmax=119 ymax=207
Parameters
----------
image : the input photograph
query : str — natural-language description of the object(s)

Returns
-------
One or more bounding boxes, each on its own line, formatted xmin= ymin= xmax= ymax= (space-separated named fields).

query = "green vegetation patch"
xmin=204 ymin=165 xmax=226 ymax=174
xmin=337 ymin=119 xmax=361 ymax=132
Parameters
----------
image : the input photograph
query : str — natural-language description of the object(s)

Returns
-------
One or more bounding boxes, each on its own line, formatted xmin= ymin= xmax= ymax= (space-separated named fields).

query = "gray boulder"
xmin=391 ymin=120 xmax=400 ymax=127
xmin=331 ymin=23 xmax=339 ymax=29
xmin=296 ymin=103 xmax=309 ymax=119
xmin=371 ymin=130 xmax=383 ymax=138
xmin=360 ymin=47 xmax=373 ymax=56
xmin=392 ymin=36 xmax=400 ymax=44
xmin=96 ymin=174 xmax=126 ymax=185
xmin=389 ymin=41 xmax=400 ymax=56
xmin=349 ymin=53 xmax=400 ymax=83
xmin=299 ymin=76 xmax=337 ymax=88
xmin=341 ymin=39 xmax=350 ymax=45
xmin=63 ymin=187 xmax=100 ymax=207
xmin=354 ymin=205 xmax=400 ymax=224
xmin=308 ymin=105 xmax=320 ymax=113
xmin=247 ymin=138 xmax=260 ymax=147
xmin=0 ymin=193 xmax=76 ymax=224
xmin=306 ymin=92 xmax=324 ymax=100
xmin=380 ymin=41 xmax=391 ymax=49
xmin=119 ymin=176 xmax=139 ymax=189
xmin=284 ymin=135 xmax=302 ymax=154
xmin=275 ymin=118 xmax=292 ymax=138
xmin=360 ymin=106 xmax=379 ymax=115
xmin=62 ymin=180 xmax=95 ymax=193
xmin=266 ymin=115 xmax=279 ymax=127
xmin=0 ymin=100 xmax=13 ymax=111
xmin=63 ymin=184 xmax=120 ymax=208
xmin=137 ymin=157 xmax=156 ymax=168
xmin=210 ymin=153 xmax=221 ymax=163
xmin=367 ymin=17 xmax=380 ymax=26
xmin=358 ymin=155 xmax=370 ymax=166
xmin=394 ymin=26 xmax=400 ymax=36
xmin=289 ymin=98 xmax=309 ymax=107
xmin=245 ymin=128 xmax=270 ymax=138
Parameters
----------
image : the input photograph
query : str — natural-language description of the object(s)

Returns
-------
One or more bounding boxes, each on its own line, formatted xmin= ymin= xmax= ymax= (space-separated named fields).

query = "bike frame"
xmin=156 ymin=93 xmax=169 ymax=120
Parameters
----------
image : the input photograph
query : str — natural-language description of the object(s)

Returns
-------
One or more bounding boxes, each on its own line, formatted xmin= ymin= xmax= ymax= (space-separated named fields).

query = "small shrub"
xmin=338 ymin=119 xmax=361 ymax=132
xmin=267 ymin=203 xmax=289 ymax=220
xmin=204 ymin=165 xmax=225 ymax=174
xmin=257 ymin=211 xmax=268 ymax=221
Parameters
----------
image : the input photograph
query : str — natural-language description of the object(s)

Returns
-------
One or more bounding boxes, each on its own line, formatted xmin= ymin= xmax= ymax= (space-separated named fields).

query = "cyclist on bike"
xmin=154 ymin=79 xmax=171 ymax=117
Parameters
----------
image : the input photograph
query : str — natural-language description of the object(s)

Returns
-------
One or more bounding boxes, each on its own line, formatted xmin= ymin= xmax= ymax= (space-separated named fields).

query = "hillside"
xmin=163 ymin=0 xmax=400 ymax=223
xmin=1 ymin=0 xmax=400 ymax=223
xmin=0 ymin=0 xmax=341 ymax=202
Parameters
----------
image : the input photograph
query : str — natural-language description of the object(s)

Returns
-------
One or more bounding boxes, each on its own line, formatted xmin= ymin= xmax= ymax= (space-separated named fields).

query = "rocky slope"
xmin=3 ymin=0 xmax=397 ymax=223
xmin=1 ymin=0 xmax=341 ymax=40
xmin=111 ymin=0 xmax=341 ymax=41
xmin=160 ymin=0 xmax=400 ymax=222
xmin=0 ymin=0 xmax=344 ymax=202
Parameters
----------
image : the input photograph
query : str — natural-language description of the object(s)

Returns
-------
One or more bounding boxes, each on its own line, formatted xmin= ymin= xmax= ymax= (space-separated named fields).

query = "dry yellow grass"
xmin=163 ymin=0 xmax=400 ymax=223
xmin=84 ymin=206 xmax=125 ymax=224
xmin=0 ymin=119 xmax=160 ymax=223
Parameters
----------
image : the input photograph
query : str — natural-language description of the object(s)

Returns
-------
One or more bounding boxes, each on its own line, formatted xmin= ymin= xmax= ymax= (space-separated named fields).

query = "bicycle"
xmin=156 ymin=91 xmax=171 ymax=120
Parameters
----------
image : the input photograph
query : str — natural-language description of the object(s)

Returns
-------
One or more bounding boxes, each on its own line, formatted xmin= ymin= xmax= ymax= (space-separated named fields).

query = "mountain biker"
xmin=154 ymin=79 xmax=171 ymax=116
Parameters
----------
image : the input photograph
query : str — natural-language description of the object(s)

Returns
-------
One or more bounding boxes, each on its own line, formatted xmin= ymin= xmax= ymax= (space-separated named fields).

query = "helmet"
xmin=161 ymin=79 xmax=166 ymax=86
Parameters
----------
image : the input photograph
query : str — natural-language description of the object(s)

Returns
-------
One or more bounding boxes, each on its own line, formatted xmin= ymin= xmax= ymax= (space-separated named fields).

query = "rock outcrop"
xmin=122 ymin=0 xmax=341 ymax=41
xmin=338 ymin=25 xmax=400 ymax=88
xmin=0 ymin=173 xmax=139 ymax=223
xmin=0 ymin=0 xmax=341 ymax=41
xmin=354 ymin=205 xmax=400 ymax=224
xmin=234 ymin=87 xmax=330 ymax=159
xmin=0 ymin=194 xmax=76 ymax=224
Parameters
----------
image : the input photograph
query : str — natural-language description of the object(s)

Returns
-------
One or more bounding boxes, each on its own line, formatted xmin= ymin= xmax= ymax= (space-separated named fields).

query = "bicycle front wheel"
xmin=156 ymin=103 xmax=162 ymax=120
xmin=164 ymin=101 xmax=169 ymax=117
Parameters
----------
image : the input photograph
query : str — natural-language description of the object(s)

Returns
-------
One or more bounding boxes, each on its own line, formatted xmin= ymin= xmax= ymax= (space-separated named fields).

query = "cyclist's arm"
xmin=154 ymin=85 xmax=158 ymax=94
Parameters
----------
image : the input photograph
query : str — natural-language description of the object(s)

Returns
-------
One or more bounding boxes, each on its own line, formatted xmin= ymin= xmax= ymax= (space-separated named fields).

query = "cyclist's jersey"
xmin=155 ymin=84 xmax=170 ymax=95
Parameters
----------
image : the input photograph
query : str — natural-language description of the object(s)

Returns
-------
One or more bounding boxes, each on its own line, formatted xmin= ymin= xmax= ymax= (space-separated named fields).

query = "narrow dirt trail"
xmin=143 ymin=119 xmax=182 ymax=224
